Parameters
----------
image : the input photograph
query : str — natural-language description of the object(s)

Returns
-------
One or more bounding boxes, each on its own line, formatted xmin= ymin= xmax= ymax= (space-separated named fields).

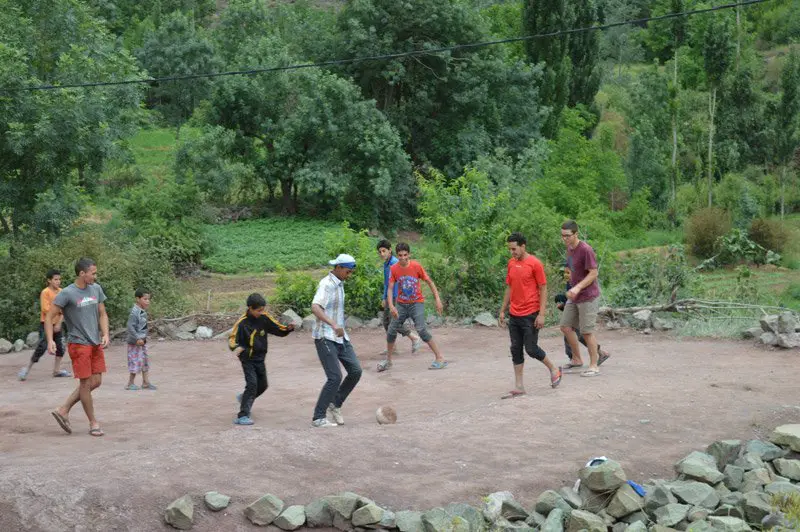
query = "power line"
xmin=2 ymin=0 xmax=770 ymax=93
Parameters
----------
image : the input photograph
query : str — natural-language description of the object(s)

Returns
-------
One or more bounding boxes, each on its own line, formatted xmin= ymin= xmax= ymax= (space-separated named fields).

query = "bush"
xmin=272 ymin=267 xmax=317 ymax=316
xmin=700 ymin=229 xmax=782 ymax=269
xmin=323 ymin=223 xmax=383 ymax=319
xmin=748 ymin=217 xmax=788 ymax=253
xmin=685 ymin=207 xmax=732 ymax=258
xmin=607 ymin=245 xmax=695 ymax=307
xmin=0 ymin=226 xmax=187 ymax=340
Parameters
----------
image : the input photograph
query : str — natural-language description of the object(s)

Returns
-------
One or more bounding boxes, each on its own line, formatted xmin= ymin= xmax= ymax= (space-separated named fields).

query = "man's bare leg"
xmin=513 ymin=363 xmax=525 ymax=392
xmin=583 ymin=333 xmax=600 ymax=371
xmin=560 ymin=326 xmax=584 ymax=365
xmin=52 ymin=356 xmax=64 ymax=376
xmin=426 ymin=339 xmax=444 ymax=363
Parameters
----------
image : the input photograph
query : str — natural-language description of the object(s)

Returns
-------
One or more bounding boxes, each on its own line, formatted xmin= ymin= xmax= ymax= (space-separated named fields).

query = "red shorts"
xmin=67 ymin=343 xmax=106 ymax=379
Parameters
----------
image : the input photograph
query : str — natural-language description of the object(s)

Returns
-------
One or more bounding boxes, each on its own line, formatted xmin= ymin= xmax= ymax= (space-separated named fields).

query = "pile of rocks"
xmin=0 ymin=332 xmax=40 ymax=354
xmin=163 ymin=425 xmax=800 ymax=531
xmin=744 ymin=312 xmax=800 ymax=349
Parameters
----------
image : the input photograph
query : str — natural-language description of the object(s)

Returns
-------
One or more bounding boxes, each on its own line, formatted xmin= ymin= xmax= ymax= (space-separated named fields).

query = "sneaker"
xmin=234 ymin=416 xmax=254 ymax=425
xmin=18 ymin=367 xmax=29 ymax=381
xmin=550 ymin=368 xmax=562 ymax=389
xmin=377 ymin=360 xmax=392 ymax=372
xmin=411 ymin=338 xmax=423 ymax=354
xmin=124 ymin=384 xmax=141 ymax=390
xmin=142 ymin=383 xmax=157 ymax=390
xmin=236 ymin=393 xmax=243 ymax=404
xmin=311 ymin=418 xmax=338 ymax=428
xmin=327 ymin=404 xmax=344 ymax=425
xmin=53 ymin=370 xmax=71 ymax=377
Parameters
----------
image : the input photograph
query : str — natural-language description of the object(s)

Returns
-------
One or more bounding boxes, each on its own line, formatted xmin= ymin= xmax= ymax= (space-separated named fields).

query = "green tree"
xmin=86 ymin=0 xmax=216 ymax=35
xmin=136 ymin=10 xmax=219 ymax=137
xmin=772 ymin=50 xmax=800 ymax=218
xmin=568 ymin=0 xmax=602 ymax=107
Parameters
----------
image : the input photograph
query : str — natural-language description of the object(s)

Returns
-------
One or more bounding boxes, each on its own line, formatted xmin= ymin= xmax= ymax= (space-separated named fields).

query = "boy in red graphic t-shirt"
xmin=378 ymin=242 xmax=446 ymax=372
xmin=498 ymin=233 xmax=562 ymax=398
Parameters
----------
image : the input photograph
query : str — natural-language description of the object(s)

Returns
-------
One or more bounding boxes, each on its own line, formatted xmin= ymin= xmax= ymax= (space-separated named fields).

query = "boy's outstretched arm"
xmin=262 ymin=312 xmax=294 ymax=336
xmin=424 ymin=277 xmax=444 ymax=315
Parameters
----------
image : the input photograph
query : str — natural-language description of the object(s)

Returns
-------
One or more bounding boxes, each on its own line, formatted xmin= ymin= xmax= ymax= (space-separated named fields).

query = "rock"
xmin=759 ymin=332 xmax=779 ymax=346
xmin=325 ymin=493 xmax=361 ymax=520
xmin=444 ymin=503 xmax=484 ymax=531
xmin=670 ymin=481 xmax=720 ymax=510
xmin=742 ymin=468 xmax=771 ymax=487
xmin=759 ymin=315 xmax=779 ymax=333
xmin=723 ymin=465 xmax=745 ymax=490
xmin=712 ymin=505 xmax=744 ymax=519
xmin=558 ymin=487 xmax=582 ymax=509
xmin=654 ymin=503 xmax=691 ymax=527
xmin=675 ymin=452 xmax=725 ymax=484
xmin=500 ymin=499 xmax=528 ymax=521
xmin=715 ymin=482 xmax=732 ymax=499
xmin=686 ymin=506 xmax=710 ymax=522
xmin=25 ymin=331 xmax=40 ymax=348
xmin=366 ymin=318 xmax=382 ymax=329
xmin=764 ymin=481 xmax=800 ymax=496
xmin=606 ymin=483 xmax=644 ymax=518
xmin=770 ymin=424 xmax=800 ymax=452
xmin=306 ymin=498 xmax=334 ymax=527
xmin=203 ymin=491 xmax=230 ymax=512
xmin=490 ymin=517 xmax=533 ymax=531
xmin=597 ymin=509 xmax=615 ymax=527
xmin=484 ymin=491 xmax=515 ymax=523
xmin=213 ymin=328 xmax=232 ymax=340
xmin=761 ymin=512 xmax=792 ymax=530
xmin=0 ymin=338 xmax=12 ymax=354
xmin=579 ymin=459 xmax=627 ymax=491
xmin=302 ymin=314 xmax=317 ymax=331
xmin=652 ymin=316 xmax=675 ymax=331
xmin=631 ymin=309 xmax=652 ymax=329
xmin=177 ymin=319 xmax=198 ymax=334
xmin=742 ymin=492 xmax=771 ymax=525
xmin=624 ymin=522 xmax=648 ymax=532
xmin=772 ymin=458 xmax=800 ymax=480
xmin=473 ymin=311 xmax=497 ymax=327
xmin=541 ymin=508 xmax=565 ymax=532
xmin=165 ymin=494 xmax=194 ymax=530
xmin=706 ymin=440 xmax=742 ymax=470
xmin=606 ymin=320 xmax=622 ymax=330
xmin=745 ymin=440 xmax=787 ymax=462
xmin=646 ymin=481 xmax=679 ymax=513
xmin=194 ymin=326 xmax=213 ymax=340
xmin=719 ymin=492 xmax=745 ymax=508
xmin=776 ymin=333 xmax=800 ymax=348
xmin=565 ymin=509 xmax=606 ymax=532
xmin=650 ymin=526 xmax=682 ymax=532
xmin=281 ymin=309 xmax=303 ymax=328
xmin=578 ymin=482 xmax=612 ymax=513
xmin=621 ymin=510 xmax=648 ymax=524
xmin=426 ymin=315 xmax=445 ymax=327
xmin=245 ymin=494 xmax=284 ymax=526
xmin=377 ymin=510 xmax=397 ymax=529
xmin=275 ymin=505 xmax=306 ymax=531
xmin=345 ymin=316 xmax=364 ymax=329
xmin=395 ymin=510 xmax=425 ymax=532
xmin=524 ymin=512 xmax=547 ymax=528
xmin=741 ymin=327 xmax=762 ymax=339
xmin=176 ymin=331 xmax=195 ymax=341
xmin=352 ymin=504 xmax=385 ymax=527
xmin=734 ymin=452 xmax=766 ymax=471
xmin=777 ymin=311 xmax=798 ymax=334
xmin=422 ymin=507 xmax=469 ymax=532
xmin=706 ymin=516 xmax=752 ymax=531
xmin=13 ymin=339 xmax=24 ymax=352
xmin=535 ymin=490 xmax=570 ymax=515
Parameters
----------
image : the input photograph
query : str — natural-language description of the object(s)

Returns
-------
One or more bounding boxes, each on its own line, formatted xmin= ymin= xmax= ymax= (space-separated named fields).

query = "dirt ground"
xmin=1 ymin=327 xmax=799 ymax=531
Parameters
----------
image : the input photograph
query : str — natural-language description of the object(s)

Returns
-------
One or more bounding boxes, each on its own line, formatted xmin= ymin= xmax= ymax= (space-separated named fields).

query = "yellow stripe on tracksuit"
xmin=228 ymin=314 xmax=247 ymax=352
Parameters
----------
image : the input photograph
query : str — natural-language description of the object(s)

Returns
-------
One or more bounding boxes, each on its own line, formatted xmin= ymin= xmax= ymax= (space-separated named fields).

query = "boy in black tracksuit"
xmin=229 ymin=293 xmax=294 ymax=425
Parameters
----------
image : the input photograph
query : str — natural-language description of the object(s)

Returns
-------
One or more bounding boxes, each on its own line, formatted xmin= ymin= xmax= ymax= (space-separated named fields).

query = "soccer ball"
xmin=375 ymin=405 xmax=397 ymax=425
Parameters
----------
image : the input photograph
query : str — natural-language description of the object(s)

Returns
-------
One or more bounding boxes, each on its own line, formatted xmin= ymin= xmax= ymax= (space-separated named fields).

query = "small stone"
xmin=606 ymin=483 xmax=644 ymax=519
xmin=541 ymin=508 xmax=565 ymax=532
xmin=194 ymin=326 xmax=213 ymax=340
xmin=0 ymin=338 xmax=12 ymax=354
xmin=712 ymin=504 xmax=744 ymax=519
xmin=720 ymin=492 xmax=745 ymax=508
xmin=565 ymin=509 xmax=606 ymax=532
xmin=652 ymin=316 xmax=675 ymax=331
xmin=631 ymin=309 xmax=652 ymax=329
xmin=606 ymin=320 xmax=622 ymax=330
xmin=706 ymin=440 xmax=742 ymax=470
xmin=734 ymin=452 xmax=765 ymax=471
xmin=759 ymin=332 xmax=778 ymax=346
xmin=395 ymin=510 xmax=425 ymax=532
xmin=764 ymin=481 xmax=800 ymax=496
xmin=325 ymin=493 xmax=361 ymax=519
xmin=25 ymin=331 xmax=40 ymax=348
xmin=770 ymin=424 xmax=800 ymax=452
xmin=777 ymin=311 xmax=798 ymax=334
xmin=484 ymin=491 xmax=515 ymax=523
xmin=366 ymin=318 xmax=382 ymax=329
xmin=646 ymin=481 xmax=678 ymax=513
xmin=759 ymin=315 xmax=779 ymax=333
xmin=624 ymin=522 xmax=648 ymax=532
xmin=742 ymin=492 xmax=771 ymax=524
xmin=670 ymin=481 xmax=720 ymax=509
xmin=744 ymin=440 xmax=787 ymax=462
xmin=558 ymin=487 xmax=582 ymax=509
xmin=675 ymin=452 xmax=725 ymax=485
xmin=621 ymin=510 xmax=648 ymax=524
xmin=281 ymin=309 xmax=303 ymax=328
xmin=378 ymin=509 xmax=397 ymax=529
xmin=473 ymin=311 xmax=497 ymax=327
xmin=345 ymin=316 xmax=364 ymax=329
xmin=302 ymin=314 xmax=317 ymax=331
xmin=579 ymin=459 xmax=627 ymax=491
xmin=706 ymin=515 xmax=752 ymax=531
xmin=654 ymin=503 xmax=691 ymax=527
xmin=687 ymin=506 xmax=709 ymax=522
xmin=535 ymin=490 xmax=569 ymax=516
xmin=500 ymin=499 xmax=529 ymax=521
xmin=352 ymin=504 xmax=384 ymax=527
xmin=772 ymin=458 xmax=800 ymax=480
xmin=13 ymin=339 xmax=24 ymax=352
xmin=444 ymin=503 xmax=484 ymax=531
xmin=724 ymin=465 xmax=745 ymax=490
xmin=305 ymin=498 xmax=334 ymax=527
xmin=177 ymin=319 xmax=198 ymax=333
xmin=422 ymin=507 xmax=469 ymax=532
xmin=578 ymin=482 xmax=612 ymax=513
xmin=741 ymin=327 xmax=762 ymax=339
xmin=176 ymin=331 xmax=195 ymax=341
xmin=776 ymin=332 xmax=800 ymax=348
xmin=165 ymin=494 xmax=194 ymax=530
xmin=274 ymin=505 xmax=306 ymax=531
xmin=742 ymin=468 xmax=771 ymax=487
xmin=524 ymin=511 xmax=547 ymax=528
xmin=245 ymin=494 xmax=284 ymax=526
xmin=203 ymin=491 xmax=230 ymax=511
xmin=761 ymin=512 xmax=792 ymax=530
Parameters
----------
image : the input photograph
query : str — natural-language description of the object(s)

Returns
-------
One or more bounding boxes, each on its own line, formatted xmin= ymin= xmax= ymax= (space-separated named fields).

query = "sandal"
xmin=561 ymin=361 xmax=584 ymax=369
xmin=551 ymin=368 xmax=563 ymax=388
xmin=581 ymin=369 xmax=601 ymax=377
xmin=428 ymin=361 xmax=448 ymax=370
xmin=501 ymin=389 xmax=526 ymax=399
xmin=89 ymin=427 xmax=105 ymax=437
xmin=53 ymin=370 xmax=71 ymax=377
xmin=141 ymin=383 xmax=157 ymax=390
xmin=51 ymin=411 xmax=72 ymax=434
xmin=124 ymin=384 xmax=141 ymax=390
xmin=377 ymin=360 xmax=392 ymax=372
xmin=598 ymin=351 xmax=610 ymax=366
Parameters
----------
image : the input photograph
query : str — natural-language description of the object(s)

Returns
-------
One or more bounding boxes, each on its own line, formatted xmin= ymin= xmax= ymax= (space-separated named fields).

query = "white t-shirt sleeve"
xmin=311 ymin=278 xmax=329 ymax=308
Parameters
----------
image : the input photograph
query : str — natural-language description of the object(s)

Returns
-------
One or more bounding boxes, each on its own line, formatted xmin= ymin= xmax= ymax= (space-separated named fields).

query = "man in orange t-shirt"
xmin=18 ymin=269 xmax=70 ymax=381
xmin=498 ymin=233 xmax=561 ymax=398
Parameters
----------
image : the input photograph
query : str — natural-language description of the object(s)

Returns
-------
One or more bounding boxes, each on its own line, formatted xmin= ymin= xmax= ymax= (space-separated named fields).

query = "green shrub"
xmin=323 ymin=223 xmax=383 ymax=319
xmin=607 ymin=245 xmax=695 ymax=307
xmin=700 ymin=229 xmax=782 ymax=269
xmin=0 ymin=226 xmax=187 ymax=340
xmin=272 ymin=266 xmax=317 ymax=316
xmin=748 ymin=217 xmax=788 ymax=253
xmin=685 ymin=207 xmax=732 ymax=258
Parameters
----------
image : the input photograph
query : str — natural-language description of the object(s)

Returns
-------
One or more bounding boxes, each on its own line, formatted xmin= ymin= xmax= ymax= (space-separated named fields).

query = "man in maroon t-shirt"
xmin=559 ymin=220 xmax=609 ymax=377
xmin=498 ymin=233 xmax=562 ymax=398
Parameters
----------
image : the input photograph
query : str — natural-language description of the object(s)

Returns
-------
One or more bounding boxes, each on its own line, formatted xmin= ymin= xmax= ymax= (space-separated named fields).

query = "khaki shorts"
xmin=559 ymin=298 xmax=599 ymax=334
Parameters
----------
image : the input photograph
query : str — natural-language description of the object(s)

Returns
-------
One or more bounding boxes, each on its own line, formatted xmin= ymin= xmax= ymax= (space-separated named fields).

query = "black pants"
xmin=239 ymin=354 xmax=268 ymax=418
xmin=508 ymin=313 xmax=546 ymax=365
xmin=563 ymin=327 xmax=602 ymax=360
xmin=31 ymin=323 xmax=65 ymax=363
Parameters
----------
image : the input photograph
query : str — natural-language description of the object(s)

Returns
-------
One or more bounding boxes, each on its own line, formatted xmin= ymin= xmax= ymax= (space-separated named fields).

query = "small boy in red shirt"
xmin=378 ymin=242 xmax=446 ymax=371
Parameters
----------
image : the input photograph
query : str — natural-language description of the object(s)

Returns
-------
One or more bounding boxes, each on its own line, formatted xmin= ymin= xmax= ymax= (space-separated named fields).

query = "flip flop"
xmin=53 ymin=370 xmax=71 ymax=377
xmin=89 ymin=427 xmax=105 ymax=437
xmin=598 ymin=352 xmax=610 ymax=366
xmin=561 ymin=361 xmax=584 ymax=369
xmin=51 ymin=411 xmax=72 ymax=434
xmin=581 ymin=369 xmax=601 ymax=377
xmin=428 ymin=361 xmax=448 ymax=370
xmin=501 ymin=390 xmax=526 ymax=399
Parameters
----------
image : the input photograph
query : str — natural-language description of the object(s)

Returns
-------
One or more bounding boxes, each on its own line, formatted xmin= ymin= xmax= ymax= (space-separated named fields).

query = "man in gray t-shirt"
xmin=47 ymin=257 xmax=110 ymax=437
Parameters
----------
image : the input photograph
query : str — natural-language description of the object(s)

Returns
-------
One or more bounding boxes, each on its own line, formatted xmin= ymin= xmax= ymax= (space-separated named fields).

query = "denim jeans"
xmin=313 ymin=339 xmax=362 ymax=421
xmin=387 ymin=302 xmax=431 ymax=343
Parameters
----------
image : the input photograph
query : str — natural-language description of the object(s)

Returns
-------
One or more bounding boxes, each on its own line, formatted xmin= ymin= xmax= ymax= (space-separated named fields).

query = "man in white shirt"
xmin=310 ymin=254 xmax=363 ymax=428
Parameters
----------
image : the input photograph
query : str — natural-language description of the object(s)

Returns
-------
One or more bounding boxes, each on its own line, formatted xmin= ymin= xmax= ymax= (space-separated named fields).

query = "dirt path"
xmin=1 ymin=328 xmax=798 ymax=531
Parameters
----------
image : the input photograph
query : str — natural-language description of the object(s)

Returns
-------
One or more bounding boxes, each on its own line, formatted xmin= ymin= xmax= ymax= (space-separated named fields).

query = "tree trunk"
xmin=780 ymin=166 xmax=786 ymax=220
xmin=735 ymin=5 xmax=741 ymax=70
xmin=0 ymin=214 xmax=10 ymax=235
xmin=671 ymin=47 xmax=679 ymax=205
xmin=280 ymin=178 xmax=295 ymax=214
xmin=707 ymin=86 xmax=717 ymax=207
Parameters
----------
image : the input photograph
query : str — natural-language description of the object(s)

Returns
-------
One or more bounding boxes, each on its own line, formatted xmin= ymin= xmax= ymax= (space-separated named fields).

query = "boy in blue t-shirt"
xmin=377 ymin=239 xmax=422 ymax=354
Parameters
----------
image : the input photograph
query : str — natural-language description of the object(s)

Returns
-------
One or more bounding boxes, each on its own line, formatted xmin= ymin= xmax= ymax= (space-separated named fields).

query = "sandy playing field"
xmin=1 ymin=327 xmax=798 ymax=531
